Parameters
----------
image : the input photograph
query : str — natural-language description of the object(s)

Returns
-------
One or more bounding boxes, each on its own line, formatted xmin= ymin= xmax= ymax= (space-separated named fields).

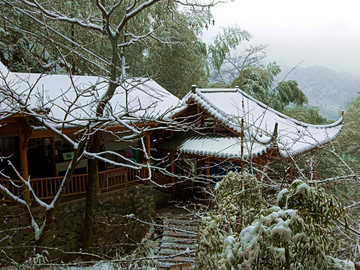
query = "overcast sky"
xmin=203 ymin=0 xmax=360 ymax=77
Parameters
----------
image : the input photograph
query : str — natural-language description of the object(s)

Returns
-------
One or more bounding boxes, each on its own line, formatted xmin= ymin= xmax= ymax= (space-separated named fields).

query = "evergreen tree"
xmin=231 ymin=62 xmax=308 ymax=111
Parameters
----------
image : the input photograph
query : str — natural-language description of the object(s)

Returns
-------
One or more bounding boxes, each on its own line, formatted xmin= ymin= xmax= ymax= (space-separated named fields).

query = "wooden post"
xmin=145 ymin=132 xmax=151 ymax=181
xmin=288 ymin=159 xmax=293 ymax=183
xmin=86 ymin=135 xmax=100 ymax=193
xmin=145 ymin=132 xmax=151 ymax=159
xmin=52 ymin=137 xmax=57 ymax=177
xmin=311 ymin=149 xmax=317 ymax=184
xmin=205 ymin=158 xmax=210 ymax=190
xmin=19 ymin=132 xmax=30 ymax=203
xmin=170 ymin=152 xmax=175 ymax=195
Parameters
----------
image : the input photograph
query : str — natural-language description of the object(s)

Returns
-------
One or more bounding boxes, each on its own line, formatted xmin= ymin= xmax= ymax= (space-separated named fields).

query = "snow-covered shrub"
xmin=195 ymin=172 xmax=264 ymax=269
xmin=196 ymin=175 xmax=353 ymax=270
xmin=213 ymin=171 xmax=264 ymax=231
xmin=278 ymin=179 xmax=349 ymax=226
xmin=219 ymin=206 xmax=353 ymax=269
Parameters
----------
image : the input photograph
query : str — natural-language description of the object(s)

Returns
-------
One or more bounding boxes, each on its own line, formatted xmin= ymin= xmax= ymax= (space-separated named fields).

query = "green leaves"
xmin=196 ymin=172 xmax=264 ymax=270
xmin=208 ymin=26 xmax=251 ymax=72
xmin=231 ymin=62 xmax=309 ymax=111
xmin=196 ymin=175 xmax=352 ymax=270
xmin=282 ymin=106 xmax=328 ymax=124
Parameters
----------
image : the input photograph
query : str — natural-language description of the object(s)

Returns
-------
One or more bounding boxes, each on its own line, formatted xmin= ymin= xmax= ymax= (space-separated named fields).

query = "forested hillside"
xmin=279 ymin=66 xmax=360 ymax=120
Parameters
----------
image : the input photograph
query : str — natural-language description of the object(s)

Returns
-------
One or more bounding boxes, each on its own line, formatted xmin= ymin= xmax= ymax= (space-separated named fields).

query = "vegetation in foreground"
xmin=196 ymin=172 xmax=354 ymax=270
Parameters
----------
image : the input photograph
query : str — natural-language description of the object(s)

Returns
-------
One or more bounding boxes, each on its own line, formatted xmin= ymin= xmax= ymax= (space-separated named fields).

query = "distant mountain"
xmin=278 ymin=66 xmax=360 ymax=120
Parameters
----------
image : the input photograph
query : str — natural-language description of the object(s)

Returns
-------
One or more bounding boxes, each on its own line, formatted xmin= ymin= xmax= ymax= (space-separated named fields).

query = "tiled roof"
xmin=0 ymin=62 xmax=184 ymax=127
xmin=180 ymin=88 xmax=343 ymax=158
xmin=161 ymin=133 xmax=270 ymax=160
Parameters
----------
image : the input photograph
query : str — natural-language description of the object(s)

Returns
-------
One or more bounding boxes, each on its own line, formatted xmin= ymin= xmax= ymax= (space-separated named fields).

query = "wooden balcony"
xmin=0 ymin=167 xmax=151 ymax=202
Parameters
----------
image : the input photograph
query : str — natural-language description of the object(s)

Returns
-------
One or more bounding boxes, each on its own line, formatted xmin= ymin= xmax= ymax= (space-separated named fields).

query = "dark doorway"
xmin=28 ymin=138 xmax=55 ymax=178
xmin=0 ymin=136 xmax=20 ymax=178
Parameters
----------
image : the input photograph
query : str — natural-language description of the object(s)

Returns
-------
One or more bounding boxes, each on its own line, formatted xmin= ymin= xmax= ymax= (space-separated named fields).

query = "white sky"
xmin=203 ymin=0 xmax=360 ymax=76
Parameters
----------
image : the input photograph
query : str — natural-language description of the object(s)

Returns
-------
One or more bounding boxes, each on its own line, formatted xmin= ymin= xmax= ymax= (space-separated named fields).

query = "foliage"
xmin=0 ymin=4 xmax=49 ymax=72
xmin=196 ymin=174 xmax=352 ymax=270
xmin=278 ymin=180 xmax=349 ymax=234
xmin=335 ymin=95 xmax=360 ymax=169
xmin=209 ymin=44 xmax=267 ymax=85
xmin=208 ymin=26 xmax=251 ymax=72
xmin=132 ymin=10 xmax=209 ymax=97
xmin=195 ymin=172 xmax=264 ymax=269
xmin=231 ymin=62 xmax=308 ymax=111
xmin=0 ymin=0 xmax=211 ymax=96
xmin=282 ymin=105 xmax=329 ymax=124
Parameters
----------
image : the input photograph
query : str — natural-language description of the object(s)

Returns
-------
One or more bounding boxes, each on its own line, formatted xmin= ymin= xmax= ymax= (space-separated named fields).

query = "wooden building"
xmin=157 ymin=85 xmax=343 ymax=186
xmin=0 ymin=60 xmax=344 ymax=202
xmin=0 ymin=61 xmax=183 ymax=201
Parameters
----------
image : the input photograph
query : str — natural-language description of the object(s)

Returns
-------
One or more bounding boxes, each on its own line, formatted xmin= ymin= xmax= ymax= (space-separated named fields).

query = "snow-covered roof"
xmin=161 ymin=133 xmax=270 ymax=160
xmin=0 ymin=62 xmax=184 ymax=128
xmin=180 ymin=88 xmax=343 ymax=158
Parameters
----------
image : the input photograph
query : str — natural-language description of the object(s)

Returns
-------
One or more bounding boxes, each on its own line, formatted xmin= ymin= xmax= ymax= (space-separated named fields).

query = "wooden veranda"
xmin=0 ymin=166 xmax=172 ymax=203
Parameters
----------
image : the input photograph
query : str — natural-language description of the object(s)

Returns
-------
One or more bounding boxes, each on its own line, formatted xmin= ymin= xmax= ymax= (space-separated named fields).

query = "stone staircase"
xmin=144 ymin=205 xmax=203 ymax=269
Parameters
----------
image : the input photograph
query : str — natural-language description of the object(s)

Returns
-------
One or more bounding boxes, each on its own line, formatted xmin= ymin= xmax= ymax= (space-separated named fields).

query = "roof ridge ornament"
xmin=272 ymin=122 xmax=279 ymax=141
xmin=191 ymin=84 xmax=197 ymax=93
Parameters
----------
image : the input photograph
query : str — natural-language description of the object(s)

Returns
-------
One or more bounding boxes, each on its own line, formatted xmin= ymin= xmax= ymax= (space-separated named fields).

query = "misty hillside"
xmin=279 ymin=66 xmax=360 ymax=120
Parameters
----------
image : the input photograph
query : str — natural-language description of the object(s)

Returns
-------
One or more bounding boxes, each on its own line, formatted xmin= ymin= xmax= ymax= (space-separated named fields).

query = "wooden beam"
xmin=145 ymin=132 xmax=151 ymax=160
xmin=19 ymin=132 xmax=30 ymax=203
xmin=288 ymin=159 xmax=294 ymax=183
xmin=170 ymin=152 xmax=175 ymax=195
xmin=52 ymin=137 xmax=57 ymax=177
xmin=205 ymin=158 xmax=211 ymax=190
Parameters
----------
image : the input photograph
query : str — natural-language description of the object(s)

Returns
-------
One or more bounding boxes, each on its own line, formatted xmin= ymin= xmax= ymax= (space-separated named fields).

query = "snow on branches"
xmin=196 ymin=172 xmax=354 ymax=270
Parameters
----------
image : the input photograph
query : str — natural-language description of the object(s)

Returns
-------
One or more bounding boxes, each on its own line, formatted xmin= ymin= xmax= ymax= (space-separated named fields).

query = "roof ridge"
xmin=234 ymin=87 xmax=343 ymax=129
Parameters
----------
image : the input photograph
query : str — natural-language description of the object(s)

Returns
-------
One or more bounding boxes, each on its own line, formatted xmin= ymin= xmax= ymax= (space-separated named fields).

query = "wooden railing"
xmin=29 ymin=173 xmax=88 ymax=200
xmin=152 ymin=171 xmax=171 ymax=186
xmin=0 ymin=178 xmax=22 ymax=198
xmin=0 ymin=167 xmax=148 ymax=202
xmin=152 ymin=171 xmax=172 ymax=193
xmin=98 ymin=167 xmax=146 ymax=191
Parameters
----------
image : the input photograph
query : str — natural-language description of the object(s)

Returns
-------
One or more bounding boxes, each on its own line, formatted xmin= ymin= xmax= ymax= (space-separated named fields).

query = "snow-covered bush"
xmin=196 ymin=172 xmax=264 ymax=269
xmin=219 ymin=206 xmax=353 ymax=269
xmin=213 ymin=171 xmax=264 ymax=231
xmin=196 ymin=174 xmax=353 ymax=270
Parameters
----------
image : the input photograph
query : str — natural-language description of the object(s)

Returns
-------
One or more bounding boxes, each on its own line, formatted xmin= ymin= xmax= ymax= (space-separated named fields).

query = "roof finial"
xmin=272 ymin=122 xmax=279 ymax=140
xmin=235 ymin=85 xmax=239 ymax=89
xmin=191 ymin=84 xmax=197 ymax=93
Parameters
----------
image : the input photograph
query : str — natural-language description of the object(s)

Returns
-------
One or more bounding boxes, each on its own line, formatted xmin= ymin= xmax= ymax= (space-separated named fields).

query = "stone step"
xmin=163 ymin=218 xmax=201 ymax=225
xmin=162 ymin=225 xmax=198 ymax=233
xmin=157 ymin=248 xmax=195 ymax=256
xmin=141 ymin=205 xmax=204 ymax=269
xmin=163 ymin=231 xmax=197 ymax=238
xmin=160 ymin=242 xmax=197 ymax=250
xmin=158 ymin=261 xmax=193 ymax=270
xmin=158 ymin=256 xmax=195 ymax=264
xmin=160 ymin=237 xmax=198 ymax=246
xmin=163 ymin=223 xmax=199 ymax=230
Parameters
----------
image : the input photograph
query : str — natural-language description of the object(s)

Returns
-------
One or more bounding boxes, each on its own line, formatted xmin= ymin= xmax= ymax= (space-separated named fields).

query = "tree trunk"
xmin=83 ymin=36 xmax=119 ymax=250
xmin=82 ymin=132 xmax=101 ymax=250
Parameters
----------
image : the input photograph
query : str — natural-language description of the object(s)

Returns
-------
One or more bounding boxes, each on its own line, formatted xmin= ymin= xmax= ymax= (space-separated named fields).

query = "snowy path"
xmin=145 ymin=205 xmax=203 ymax=269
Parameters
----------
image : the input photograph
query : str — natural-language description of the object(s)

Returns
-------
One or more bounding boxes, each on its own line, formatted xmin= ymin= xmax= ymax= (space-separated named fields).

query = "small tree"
xmin=196 ymin=173 xmax=354 ymax=270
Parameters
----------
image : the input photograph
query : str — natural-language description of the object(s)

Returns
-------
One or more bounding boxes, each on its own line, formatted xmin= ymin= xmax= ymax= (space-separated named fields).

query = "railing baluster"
xmin=1 ymin=166 xmax=167 ymax=202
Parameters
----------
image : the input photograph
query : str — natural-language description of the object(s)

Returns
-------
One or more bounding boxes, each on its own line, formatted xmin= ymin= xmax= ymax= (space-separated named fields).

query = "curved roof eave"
xmin=182 ymin=87 xmax=344 ymax=158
